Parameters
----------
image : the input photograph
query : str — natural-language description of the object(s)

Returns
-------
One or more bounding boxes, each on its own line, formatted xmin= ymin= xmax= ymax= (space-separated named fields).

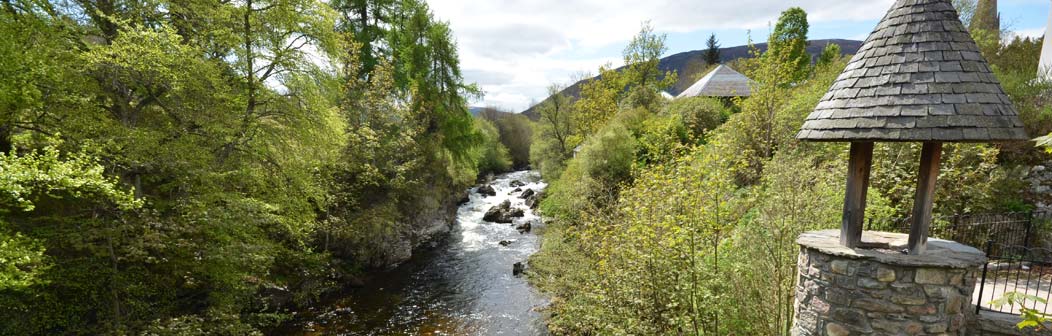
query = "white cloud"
xmin=1011 ymin=27 xmax=1046 ymax=40
xmin=428 ymin=0 xmax=897 ymax=111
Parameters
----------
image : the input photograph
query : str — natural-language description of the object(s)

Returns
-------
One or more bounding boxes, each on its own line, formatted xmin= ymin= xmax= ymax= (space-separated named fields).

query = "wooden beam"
xmin=841 ymin=142 xmax=874 ymax=248
xmin=908 ymin=142 xmax=943 ymax=255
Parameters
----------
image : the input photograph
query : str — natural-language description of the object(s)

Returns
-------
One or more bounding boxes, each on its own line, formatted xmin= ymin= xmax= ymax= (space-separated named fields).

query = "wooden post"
xmin=908 ymin=142 xmax=943 ymax=255
xmin=841 ymin=142 xmax=874 ymax=248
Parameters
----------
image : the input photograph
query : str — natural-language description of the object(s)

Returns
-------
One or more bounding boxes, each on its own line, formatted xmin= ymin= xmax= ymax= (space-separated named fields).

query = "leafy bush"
xmin=579 ymin=123 xmax=638 ymax=187
xmin=663 ymin=97 xmax=732 ymax=142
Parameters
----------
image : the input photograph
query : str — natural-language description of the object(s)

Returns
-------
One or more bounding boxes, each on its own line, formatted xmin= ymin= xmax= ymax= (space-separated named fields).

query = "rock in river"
xmin=524 ymin=191 xmax=541 ymax=209
xmin=518 ymin=188 xmax=535 ymax=199
xmin=483 ymin=200 xmax=524 ymax=223
xmin=516 ymin=221 xmax=532 ymax=234
xmin=510 ymin=180 xmax=526 ymax=187
xmin=513 ymin=262 xmax=525 ymax=276
xmin=477 ymin=185 xmax=496 ymax=197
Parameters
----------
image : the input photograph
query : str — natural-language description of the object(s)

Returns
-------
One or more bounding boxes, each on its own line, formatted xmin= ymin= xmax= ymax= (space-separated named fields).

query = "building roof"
xmin=676 ymin=65 xmax=753 ymax=98
xmin=797 ymin=0 xmax=1028 ymax=142
xmin=1039 ymin=4 xmax=1052 ymax=82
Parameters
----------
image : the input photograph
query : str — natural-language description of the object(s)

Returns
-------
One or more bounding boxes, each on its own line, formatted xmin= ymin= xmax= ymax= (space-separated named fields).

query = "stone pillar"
xmin=793 ymin=230 xmax=986 ymax=336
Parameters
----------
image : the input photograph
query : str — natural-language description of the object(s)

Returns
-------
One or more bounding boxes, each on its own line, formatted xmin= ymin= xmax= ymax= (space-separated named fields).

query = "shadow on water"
xmin=275 ymin=171 xmax=549 ymax=336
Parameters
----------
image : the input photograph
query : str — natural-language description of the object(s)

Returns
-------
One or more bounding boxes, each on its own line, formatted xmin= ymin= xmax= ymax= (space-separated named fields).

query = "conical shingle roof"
xmin=676 ymin=65 xmax=753 ymax=98
xmin=797 ymin=0 xmax=1028 ymax=142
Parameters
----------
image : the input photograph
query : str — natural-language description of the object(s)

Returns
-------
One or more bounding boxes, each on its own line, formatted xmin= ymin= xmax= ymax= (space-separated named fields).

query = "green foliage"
xmin=530 ymin=6 xmax=1041 ymax=335
xmin=575 ymin=65 xmax=627 ymax=136
xmin=574 ymin=22 xmax=676 ymax=136
xmin=634 ymin=114 xmax=691 ymax=164
xmin=767 ymin=7 xmax=811 ymax=85
xmin=531 ymin=85 xmax=578 ymax=180
xmin=0 ymin=0 xmax=489 ymax=333
xmin=990 ymin=292 xmax=1052 ymax=330
xmin=622 ymin=22 xmax=678 ymax=112
xmin=994 ymin=37 xmax=1052 ymax=161
xmin=724 ymin=44 xmax=843 ymax=185
xmin=579 ymin=124 xmax=638 ymax=188
xmin=0 ymin=146 xmax=140 ymax=291
xmin=663 ymin=97 xmax=733 ymax=142
xmin=969 ymin=0 xmax=998 ymax=33
xmin=817 ymin=43 xmax=841 ymax=68
xmin=473 ymin=118 xmax=513 ymax=176
xmin=477 ymin=108 xmax=533 ymax=169
xmin=869 ymin=143 xmax=1026 ymax=217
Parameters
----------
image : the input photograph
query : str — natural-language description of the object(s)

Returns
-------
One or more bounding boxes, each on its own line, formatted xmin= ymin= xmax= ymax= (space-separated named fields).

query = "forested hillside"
xmin=520 ymin=39 xmax=863 ymax=120
xmin=0 ymin=0 xmax=513 ymax=334
xmin=527 ymin=6 xmax=1052 ymax=335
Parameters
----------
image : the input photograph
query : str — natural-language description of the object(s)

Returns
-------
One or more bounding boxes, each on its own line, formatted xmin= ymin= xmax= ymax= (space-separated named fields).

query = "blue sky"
xmin=427 ymin=0 xmax=1051 ymax=112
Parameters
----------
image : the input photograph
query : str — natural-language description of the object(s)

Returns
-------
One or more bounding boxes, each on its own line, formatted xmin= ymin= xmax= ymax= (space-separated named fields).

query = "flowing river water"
xmin=279 ymin=171 xmax=550 ymax=335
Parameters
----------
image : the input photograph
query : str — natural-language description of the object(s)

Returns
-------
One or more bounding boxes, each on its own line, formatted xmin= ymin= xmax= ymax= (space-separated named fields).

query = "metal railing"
xmin=975 ymin=242 xmax=1052 ymax=315
xmin=866 ymin=210 xmax=1049 ymax=257
xmin=866 ymin=210 xmax=1052 ymax=316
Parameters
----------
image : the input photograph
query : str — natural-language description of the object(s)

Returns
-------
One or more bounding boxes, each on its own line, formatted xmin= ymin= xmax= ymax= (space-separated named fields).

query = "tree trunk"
xmin=0 ymin=124 xmax=11 ymax=154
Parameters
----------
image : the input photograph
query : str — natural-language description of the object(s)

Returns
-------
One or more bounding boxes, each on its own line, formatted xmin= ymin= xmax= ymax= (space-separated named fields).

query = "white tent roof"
xmin=1039 ymin=4 xmax=1052 ymax=82
xmin=676 ymin=65 xmax=753 ymax=99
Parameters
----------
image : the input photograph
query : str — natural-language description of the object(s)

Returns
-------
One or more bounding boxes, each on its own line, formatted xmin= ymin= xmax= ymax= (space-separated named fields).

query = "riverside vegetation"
xmin=2 ymin=0 xmax=1050 ymax=335
xmin=527 ymin=5 xmax=1052 ymax=336
xmin=0 ymin=0 xmax=524 ymax=334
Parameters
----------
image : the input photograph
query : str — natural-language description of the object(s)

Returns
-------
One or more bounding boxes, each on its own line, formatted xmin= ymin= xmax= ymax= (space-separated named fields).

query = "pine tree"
xmin=704 ymin=33 xmax=721 ymax=65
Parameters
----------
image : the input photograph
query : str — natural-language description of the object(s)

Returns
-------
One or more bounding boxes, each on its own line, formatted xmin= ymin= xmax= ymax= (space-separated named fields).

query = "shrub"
xmin=663 ymin=97 xmax=732 ymax=142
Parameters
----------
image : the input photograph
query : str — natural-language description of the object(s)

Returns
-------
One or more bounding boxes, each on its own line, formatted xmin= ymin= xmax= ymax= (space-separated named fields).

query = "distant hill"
xmin=520 ymin=39 xmax=862 ymax=120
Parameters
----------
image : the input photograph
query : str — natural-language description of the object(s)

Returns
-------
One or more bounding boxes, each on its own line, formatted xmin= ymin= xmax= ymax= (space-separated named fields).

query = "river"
xmin=278 ymin=171 xmax=550 ymax=335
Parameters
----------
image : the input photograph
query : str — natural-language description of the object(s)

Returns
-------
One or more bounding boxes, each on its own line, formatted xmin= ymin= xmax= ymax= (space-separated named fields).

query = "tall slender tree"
xmin=704 ymin=33 xmax=721 ymax=65
xmin=767 ymin=7 xmax=811 ymax=85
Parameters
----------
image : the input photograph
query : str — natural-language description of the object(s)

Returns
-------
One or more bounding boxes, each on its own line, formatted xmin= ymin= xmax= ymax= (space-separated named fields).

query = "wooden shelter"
xmin=676 ymin=65 xmax=753 ymax=98
xmin=796 ymin=0 xmax=1028 ymax=255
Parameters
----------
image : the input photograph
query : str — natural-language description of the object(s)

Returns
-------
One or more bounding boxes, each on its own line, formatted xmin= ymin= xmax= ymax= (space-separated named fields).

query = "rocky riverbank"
xmin=278 ymin=171 xmax=550 ymax=335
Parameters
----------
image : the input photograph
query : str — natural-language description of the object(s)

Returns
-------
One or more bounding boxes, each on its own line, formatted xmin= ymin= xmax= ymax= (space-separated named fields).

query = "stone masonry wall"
xmin=794 ymin=246 xmax=979 ymax=335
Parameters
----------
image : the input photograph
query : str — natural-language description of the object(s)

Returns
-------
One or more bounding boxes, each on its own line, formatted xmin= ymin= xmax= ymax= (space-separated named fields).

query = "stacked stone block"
xmin=793 ymin=230 xmax=986 ymax=336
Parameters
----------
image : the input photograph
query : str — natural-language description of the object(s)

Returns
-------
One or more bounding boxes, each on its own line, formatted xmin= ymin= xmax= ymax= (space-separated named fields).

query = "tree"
xmin=532 ymin=84 xmax=577 ymax=179
xmin=969 ymin=0 xmax=999 ymax=36
xmin=477 ymin=108 xmax=533 ymax=169
xmin=574 ymin=64 xmax=626 ymax=136
xmin=817 ymin=42 xmax=841 ymax=68
xmin=621 ymin=21 xmax=677 ymax=112
xmin=954 ymin=0 xmax=978 ymax=25
xmin=704 ymin=33 xmax=721 ymax=65
xmin=473 ymin=118 xmax=512 ymax=176
xmin=332 ymin=0 xmax=399 ymax=78
xmin=767 ymin=7 xmax=811 ymax=85
xmin=0 ymin=0 xmax=489 ymax=333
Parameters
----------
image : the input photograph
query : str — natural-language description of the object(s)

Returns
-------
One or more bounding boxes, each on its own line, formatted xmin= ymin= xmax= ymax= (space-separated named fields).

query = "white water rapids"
xmin=281 ymin=171 xmax=550 ymax=335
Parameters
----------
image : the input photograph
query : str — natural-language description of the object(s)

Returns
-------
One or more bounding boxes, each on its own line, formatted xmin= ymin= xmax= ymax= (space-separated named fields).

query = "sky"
xmin=425 ymin=0 xmax=1052 ymax=112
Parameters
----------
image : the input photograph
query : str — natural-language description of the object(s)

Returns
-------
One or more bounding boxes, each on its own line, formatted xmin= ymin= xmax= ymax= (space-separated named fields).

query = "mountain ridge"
xmin=519 ymin=38 xmax=863 ymax=120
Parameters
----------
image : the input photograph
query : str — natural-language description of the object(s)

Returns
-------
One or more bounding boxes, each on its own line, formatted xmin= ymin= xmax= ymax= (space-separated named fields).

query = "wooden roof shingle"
xmin=797 ymin=0 xmax=1028 ymax=142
